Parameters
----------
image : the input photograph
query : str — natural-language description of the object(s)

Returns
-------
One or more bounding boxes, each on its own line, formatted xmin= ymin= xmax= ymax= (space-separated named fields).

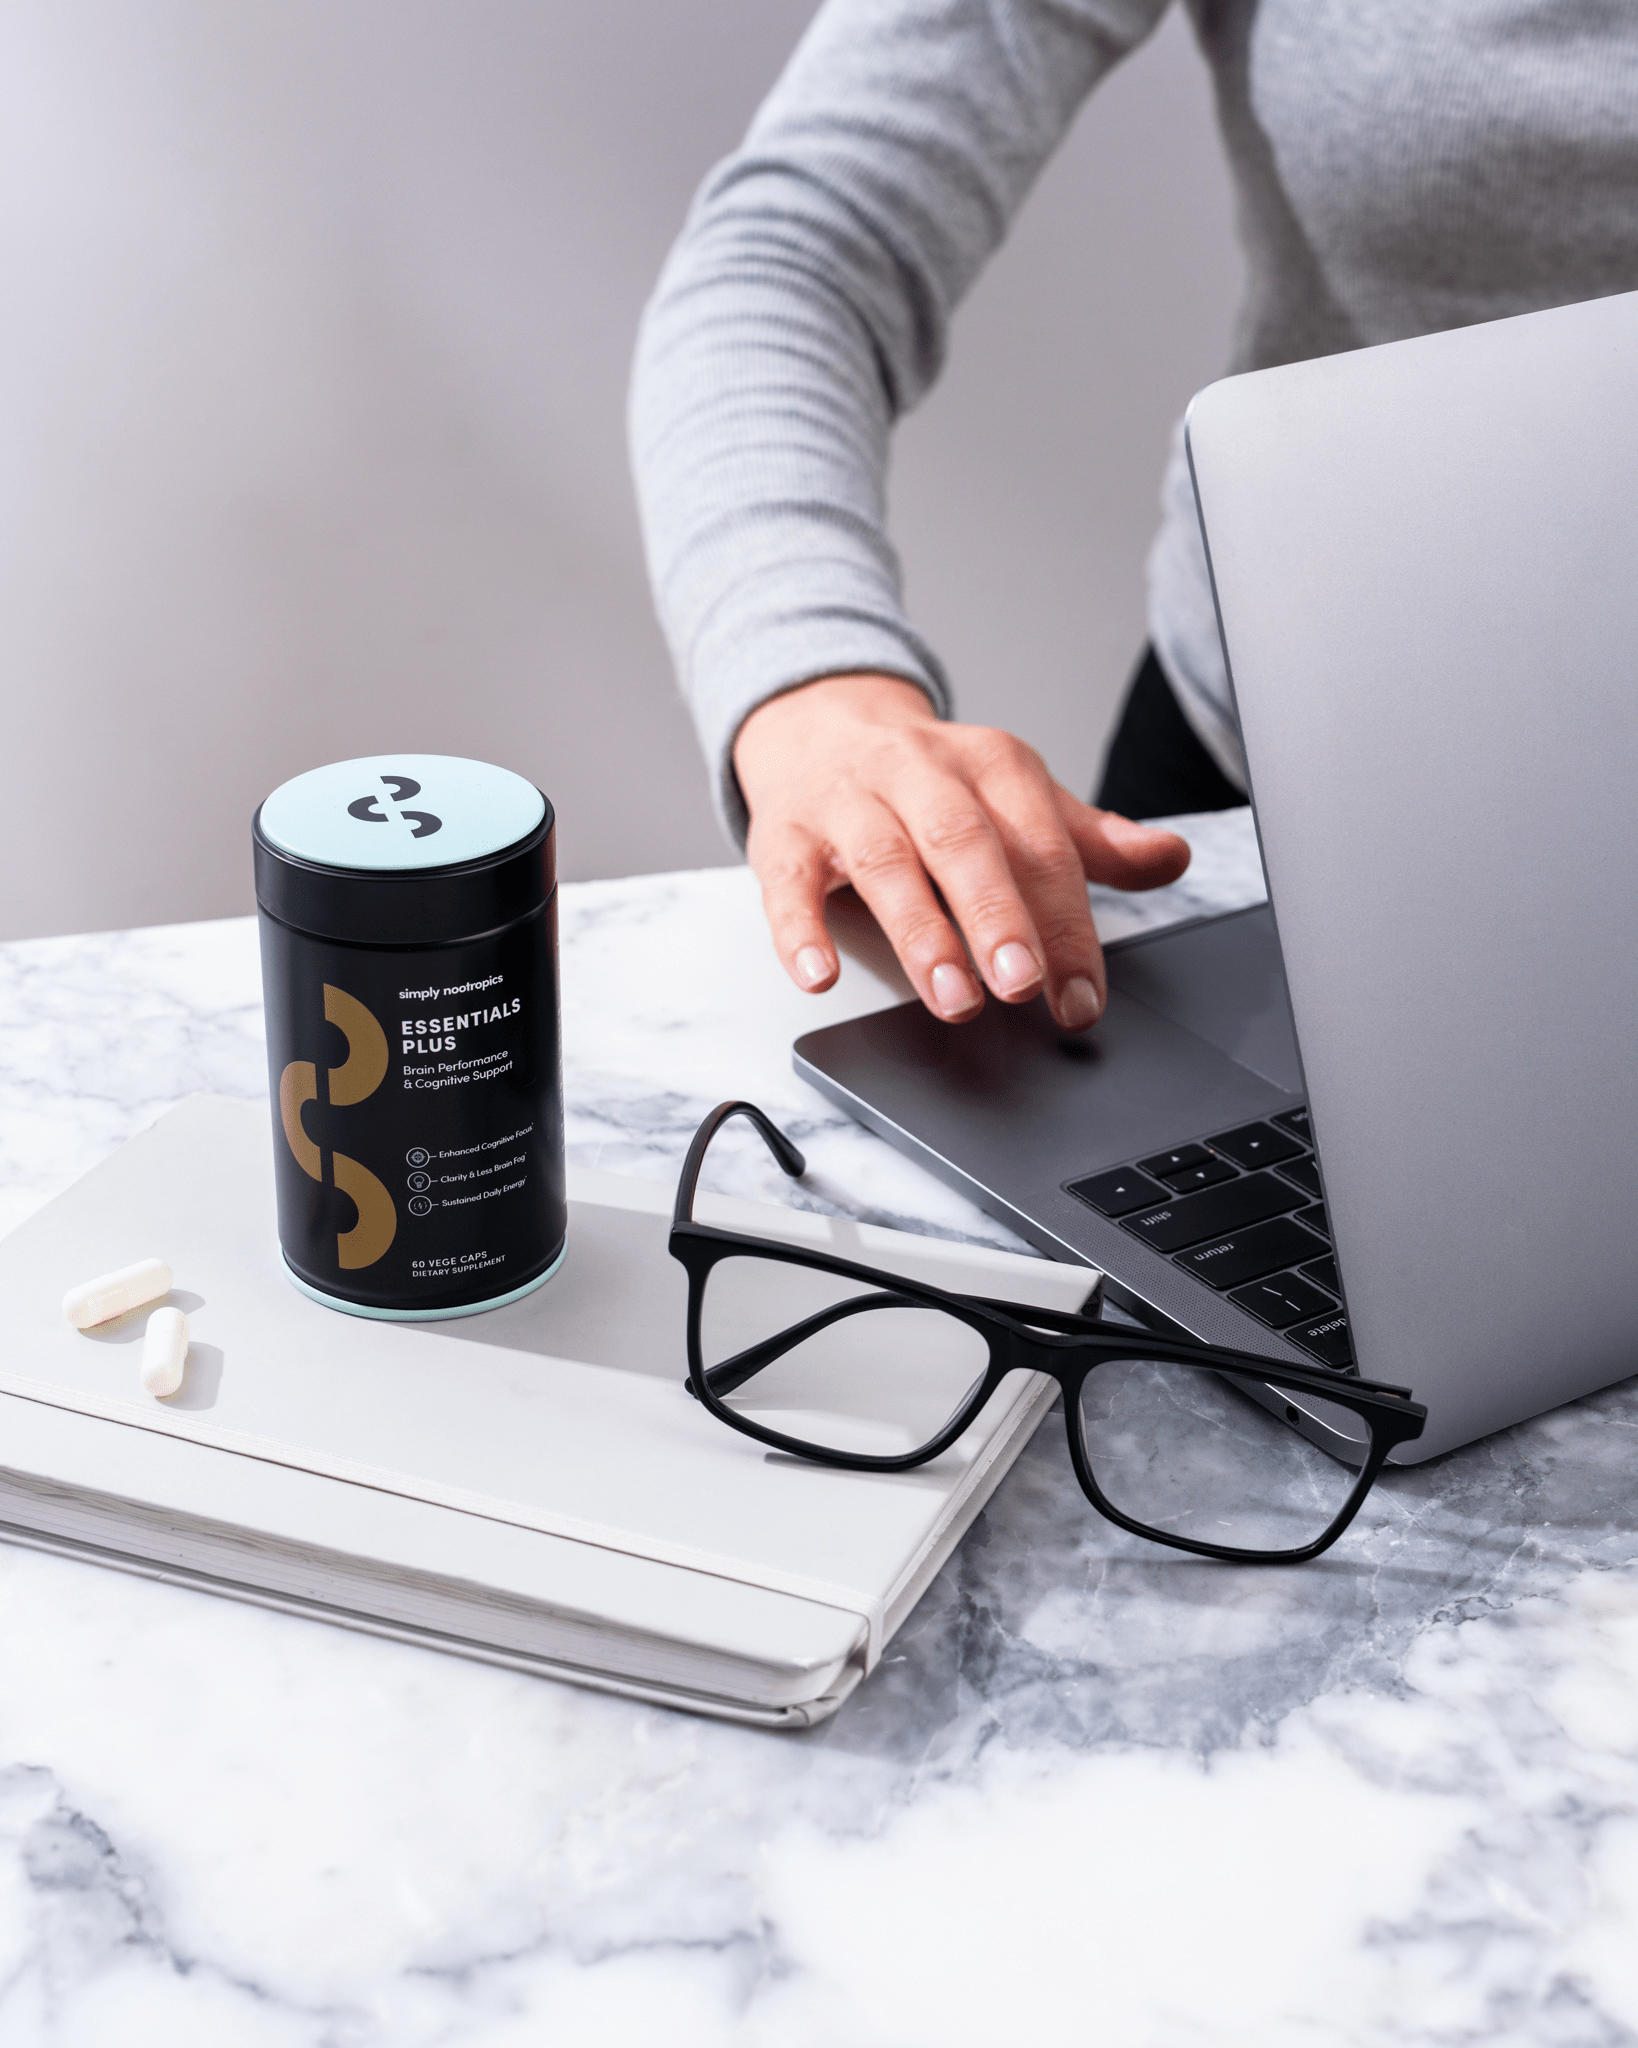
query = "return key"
xmin=1172 ymin=1216 xmax=1329 ymax=1291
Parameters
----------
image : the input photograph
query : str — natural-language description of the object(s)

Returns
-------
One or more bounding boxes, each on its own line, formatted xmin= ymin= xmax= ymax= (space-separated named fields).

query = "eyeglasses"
xmin=669 ymin=1102 xmax=1426 ymax=1564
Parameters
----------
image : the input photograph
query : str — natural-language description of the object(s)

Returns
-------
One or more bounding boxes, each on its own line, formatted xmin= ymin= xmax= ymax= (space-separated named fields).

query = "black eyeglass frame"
xmin=669 ymin=1100 xmax=1428 ymax=1565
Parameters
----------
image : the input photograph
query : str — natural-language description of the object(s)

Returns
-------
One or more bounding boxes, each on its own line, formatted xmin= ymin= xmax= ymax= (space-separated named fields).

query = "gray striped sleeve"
xmin=630 ymin=0 xmax=1174 ymax=841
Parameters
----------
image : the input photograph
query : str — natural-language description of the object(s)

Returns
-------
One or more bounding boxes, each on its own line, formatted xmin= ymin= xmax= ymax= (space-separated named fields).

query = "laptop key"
xmin=1162 ymin=1157 xmax=1239 ymax=1194
xmin=1297 ymin=1202 xmax=1330 ymax=1239
xmin=1065 ymin=1166 xmax=1170 ymax=1218
xmin=1119 ymin=1171 xmax=1310 ymax=1252
xmin=1173 ymin=1216 xmax=1328 ymax=1290
xmin=1137 ymin=1142 xmax=1214 ymax=1177
xmin=1227 ymin=1271 xmax=1338 ymax=1329
xmin=1299 ymin=1253 xmax=1340 ymax=1293
xmin=1287 ymin=1310 xmax=1353 ymax=1370
xmin=1275 ymin=1155 xmax=1322 ymax=1199
xmin=1208 ymin=1120 xmax=1306 ymax=1169
xmin=1272 ymin=1105 xmax=1312 ymax=1141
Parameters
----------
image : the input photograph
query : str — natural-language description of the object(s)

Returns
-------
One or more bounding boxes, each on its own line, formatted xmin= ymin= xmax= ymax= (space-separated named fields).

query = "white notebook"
xmin=0 ymin=1097 xmax=1100 ymax=1725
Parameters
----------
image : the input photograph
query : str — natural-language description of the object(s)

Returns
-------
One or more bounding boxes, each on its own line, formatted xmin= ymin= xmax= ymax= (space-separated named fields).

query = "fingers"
xmin=738 ymin=673 xmax=944 ymax=1002
xmin=949 ymin=735 xmax=1109 ymax=1030
xmin=747 ymin=817 xmax=843 ymax=994
xmin=749 ymin=798 xmax=989 ymax=1023
xmin=748 ymin=734 xmax=1161 ymax=1031
xmin=744 ymin=706 xmax=1047 ymax=1024
xmin=733 ymin=671 xmax=1195 ymax=1035
xmin=838 ymin=796 xmax=988 ymax=1020
xmin=1056 ymin=791 xmax=1192 ymax=889
xmin=851 ymin=759 xmax=1106 ymax=1029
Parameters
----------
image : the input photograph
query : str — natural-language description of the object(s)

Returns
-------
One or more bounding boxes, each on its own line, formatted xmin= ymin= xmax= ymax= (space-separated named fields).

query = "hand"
xmin=733 ymin=672 xmax=1192 ymax=1030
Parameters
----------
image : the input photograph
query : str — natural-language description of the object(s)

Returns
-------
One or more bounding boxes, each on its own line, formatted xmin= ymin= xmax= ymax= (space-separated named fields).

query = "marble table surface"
xmin=4 ymin=808 xmax=1638 ymax=2045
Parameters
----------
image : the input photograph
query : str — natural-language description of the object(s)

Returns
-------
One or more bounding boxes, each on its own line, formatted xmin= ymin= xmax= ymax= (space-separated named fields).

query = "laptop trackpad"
xmin=1105 ymin=905 xmax=1303 ymax=1095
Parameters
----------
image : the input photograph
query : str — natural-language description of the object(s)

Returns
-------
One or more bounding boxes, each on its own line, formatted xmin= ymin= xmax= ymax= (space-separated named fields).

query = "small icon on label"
xmin=408 ymin=1195 xmax=433 ymax=1218
xmin=406 ymin=1147 xmax=430 ymax=1167
xmin=407 ymin=1171 xmax=432 ymax=1193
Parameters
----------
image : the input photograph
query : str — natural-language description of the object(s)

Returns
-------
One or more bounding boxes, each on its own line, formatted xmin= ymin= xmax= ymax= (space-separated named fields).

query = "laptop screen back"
xmin=1187 ymin=287 xmax=1638 ymax=1460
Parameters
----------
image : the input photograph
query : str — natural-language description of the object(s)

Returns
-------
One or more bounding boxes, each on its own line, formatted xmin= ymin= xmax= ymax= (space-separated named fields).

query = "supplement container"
xmin=253 ymin=755 xmax=565 ymax=1319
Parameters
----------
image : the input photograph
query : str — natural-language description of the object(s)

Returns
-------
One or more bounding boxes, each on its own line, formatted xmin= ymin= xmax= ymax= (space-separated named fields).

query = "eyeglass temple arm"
xmin=699 ymin=1291 xmax=923 ymax=1398
xmin=957 ymin=1294 xmax=1104 ymax=1333
xmin=672 ymin=1100 xmax=807 ymax=1228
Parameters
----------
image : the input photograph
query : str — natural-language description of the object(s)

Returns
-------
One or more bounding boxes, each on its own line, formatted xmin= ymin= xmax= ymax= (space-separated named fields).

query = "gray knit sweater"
xmin=630 ymin=0 xmax=1638 ymax=838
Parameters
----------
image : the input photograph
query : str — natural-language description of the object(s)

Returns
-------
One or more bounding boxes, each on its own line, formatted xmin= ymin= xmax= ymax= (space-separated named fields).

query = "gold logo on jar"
xmin=279 ymin=984 xmax=397 ymax=1269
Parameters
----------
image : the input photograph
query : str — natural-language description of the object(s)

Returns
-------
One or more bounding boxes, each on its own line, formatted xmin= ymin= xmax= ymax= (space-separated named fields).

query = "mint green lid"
xmin=258 ymin=755 xmax=546 ymax=872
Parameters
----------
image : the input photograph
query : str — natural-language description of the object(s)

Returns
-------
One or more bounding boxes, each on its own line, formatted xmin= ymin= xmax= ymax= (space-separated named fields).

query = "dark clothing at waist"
xmin=1095 ymin=649 xmax=1246 ymax=821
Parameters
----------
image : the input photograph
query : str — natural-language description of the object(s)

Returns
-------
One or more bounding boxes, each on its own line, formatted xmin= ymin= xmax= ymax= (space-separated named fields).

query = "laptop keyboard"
xmin=1064 ymin=1105 xmax=1354 ymax=1372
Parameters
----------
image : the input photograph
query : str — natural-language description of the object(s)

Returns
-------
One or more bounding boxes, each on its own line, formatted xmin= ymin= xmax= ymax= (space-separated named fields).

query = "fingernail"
xmin=990 ymin=941 xmax=1042 ymax=998
xmin=930 ymin=962 xmax=982 ymax=1019
xmin=794 ymin=945 xmax=832 ymax=990
xmin=1056 ymin=975 xmax=1103 ymax=1031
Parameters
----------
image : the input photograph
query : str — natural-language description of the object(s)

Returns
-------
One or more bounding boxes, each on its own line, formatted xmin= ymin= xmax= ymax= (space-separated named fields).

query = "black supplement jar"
xmin=253 ymin=754 xmax=566 ymax=1319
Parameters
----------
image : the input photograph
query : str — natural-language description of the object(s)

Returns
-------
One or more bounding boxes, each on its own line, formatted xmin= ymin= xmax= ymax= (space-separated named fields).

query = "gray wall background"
xmin=0 ymin=0 xmax=1239 ymax=942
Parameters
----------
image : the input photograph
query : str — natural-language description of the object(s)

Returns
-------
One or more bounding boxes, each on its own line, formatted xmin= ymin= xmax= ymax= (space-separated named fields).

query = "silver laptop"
xmin=795 ymin=285 xmax=1638 ymax=1467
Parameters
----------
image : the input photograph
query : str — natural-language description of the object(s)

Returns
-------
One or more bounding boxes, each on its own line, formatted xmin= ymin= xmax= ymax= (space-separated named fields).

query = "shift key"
xmin=1120 ymin=1170 xmax=1310 ymax=1252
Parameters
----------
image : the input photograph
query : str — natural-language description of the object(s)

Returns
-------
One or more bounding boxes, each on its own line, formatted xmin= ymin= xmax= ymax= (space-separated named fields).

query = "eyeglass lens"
xmin=1076 ymin=1358 xmax=1367 ymax=1553
xmin=699 ymin=1251 xmax=992 ymax=1459
xmin=700 ymin=1247 xmax=1376 ymax=1552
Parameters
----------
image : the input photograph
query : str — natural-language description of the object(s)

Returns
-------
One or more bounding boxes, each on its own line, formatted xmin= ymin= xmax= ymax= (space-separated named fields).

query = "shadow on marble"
xmin=807 ymin=1370 xmax=1638 ymax=1768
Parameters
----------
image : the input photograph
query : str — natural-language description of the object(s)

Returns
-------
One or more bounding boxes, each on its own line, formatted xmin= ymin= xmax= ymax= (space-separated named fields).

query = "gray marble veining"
xmin=1 ymin=809 xmax=1635 ymax=2045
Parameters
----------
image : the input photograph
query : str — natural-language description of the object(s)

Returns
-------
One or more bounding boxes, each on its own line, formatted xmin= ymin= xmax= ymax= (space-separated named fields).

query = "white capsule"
xmin=140 ymin=1306 xmax=189 ymax=1398
xmin=62 ymin=1258 xmax=173 ymax=1330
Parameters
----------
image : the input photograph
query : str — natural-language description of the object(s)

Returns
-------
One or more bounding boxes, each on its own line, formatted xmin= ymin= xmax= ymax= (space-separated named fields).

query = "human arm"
xmin=629 ymin=0 xmax=1182 ymax=1013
